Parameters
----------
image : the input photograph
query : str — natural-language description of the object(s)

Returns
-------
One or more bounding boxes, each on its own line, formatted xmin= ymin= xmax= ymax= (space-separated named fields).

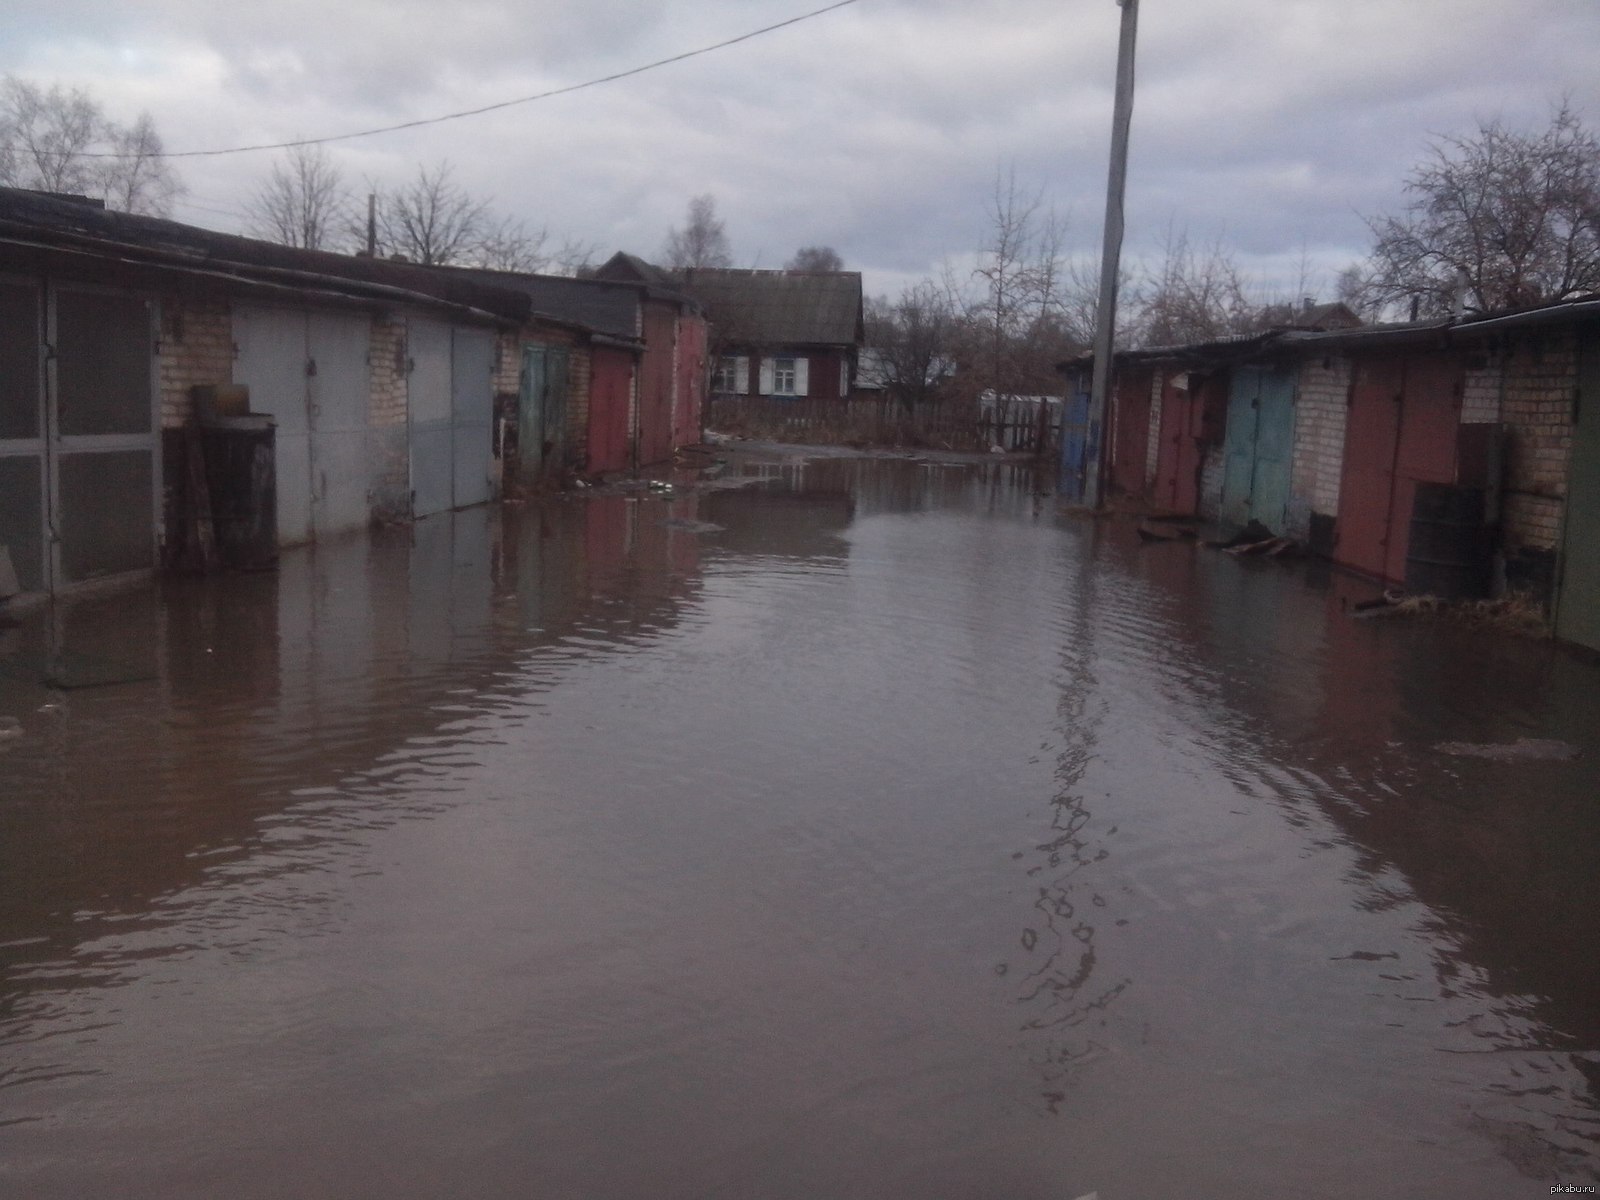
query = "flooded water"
xmin=2 ymin=455 xmax=1597 ymax=1199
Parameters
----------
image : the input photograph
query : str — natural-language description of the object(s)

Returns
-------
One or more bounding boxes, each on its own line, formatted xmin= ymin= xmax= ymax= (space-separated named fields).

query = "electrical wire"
xmin=84 ymin=0 xmax=862 ymax=160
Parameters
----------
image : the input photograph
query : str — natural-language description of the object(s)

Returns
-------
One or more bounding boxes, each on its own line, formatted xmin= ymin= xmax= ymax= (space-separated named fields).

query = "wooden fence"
xmin=705 ymin=395 xmax=1060 ymax=454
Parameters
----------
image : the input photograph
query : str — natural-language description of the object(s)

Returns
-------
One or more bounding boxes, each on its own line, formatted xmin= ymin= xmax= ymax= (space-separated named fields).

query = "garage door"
xmin=1220 ymin=363 xmax=1297 ymax=532
xmin=234 ymin=305 xmax=373 ymax=545
xmin=408 ymin=318 xmax=495 ymax=516
xmin=0 ymin=278 xmax=159 ymax=595
xmin=451 ymin=328 xmax=495 ymax=508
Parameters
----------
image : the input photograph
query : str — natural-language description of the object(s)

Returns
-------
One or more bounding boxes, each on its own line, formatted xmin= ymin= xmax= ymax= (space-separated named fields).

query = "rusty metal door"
xmin=672 ymin=315 xmax=706 ymax=452
xmin=1384 ymin=355 xmax=1462 ymax=583
xmin=1337 ymin=356 xmax=1405 ymax=580
xmin=638 ymin=303 xmax=676 ymax=466
xmin=588 ymin=347 xmax=634 ymax=474
xmin=1152 ymin=373 xmax=1203 ymax=515
xmin=1556 ymin=329 xmax=1600 ymax=651
xmin=1337 ymin=355 xmax=1461 ymax=584
xmin=1110 ymin=368 xmax=1152 ymax=497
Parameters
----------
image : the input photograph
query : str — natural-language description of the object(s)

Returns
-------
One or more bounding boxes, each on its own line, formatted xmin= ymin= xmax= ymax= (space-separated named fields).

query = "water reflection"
xmin=0 ymin=455 xmax=1596 ymax=1195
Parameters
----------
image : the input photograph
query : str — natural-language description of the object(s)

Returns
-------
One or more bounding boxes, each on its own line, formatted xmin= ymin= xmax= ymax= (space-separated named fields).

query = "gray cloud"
xmin=5 ymin=0 xmax=1597 ymax=300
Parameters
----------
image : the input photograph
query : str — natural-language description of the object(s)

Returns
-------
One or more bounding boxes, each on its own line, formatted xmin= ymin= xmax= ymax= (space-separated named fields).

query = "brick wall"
xmin=493 ymin=331 xmax=522 ymax=397
xmin=368 ymin=314 xmax=410 ymax=521
xmin=1461 ymin=350 xmax=1503 ymax=424
xmin=1500 ymin=327 xmax=1577 ymax=556
xmin=1198 ymin=444 xmax=1225 ymax=519
xmin=156 ymin=292 xmax=232 ymax=428
xmin=1287 ymin=355 xmax=1351 ymax=538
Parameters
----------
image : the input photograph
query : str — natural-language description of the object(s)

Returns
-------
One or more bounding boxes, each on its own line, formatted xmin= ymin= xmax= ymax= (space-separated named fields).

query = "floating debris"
xmin=661 ymin=518 xmax=724 ymax=534
xmin=1434 ymin=737 xmax=1579 ymax=762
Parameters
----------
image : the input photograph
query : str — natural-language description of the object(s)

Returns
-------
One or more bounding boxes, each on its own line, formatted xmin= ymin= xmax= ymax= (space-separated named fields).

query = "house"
xmin=0 ymin=187 xmax=566 ymax=602
xmin=675 ymin=268 xmax=864 ymax=404
xmin=1069 ymin=296 xmax=1600 ymax=653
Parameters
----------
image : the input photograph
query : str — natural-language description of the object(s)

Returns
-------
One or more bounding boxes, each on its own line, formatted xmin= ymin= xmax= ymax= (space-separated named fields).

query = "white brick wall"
xmin=156 ymin=293 xmax=233 ymax=429
xmin=1499 ymin=327 xmax=1577 ymax=552
xmin=1289 ymin=355 xmax=1351 ymax=528
xmin=1462 ymin=352 xmax=1503 ymax=424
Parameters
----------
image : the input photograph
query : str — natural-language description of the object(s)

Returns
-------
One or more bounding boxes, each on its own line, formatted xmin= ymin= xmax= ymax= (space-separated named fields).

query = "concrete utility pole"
xmin=1083 ymin=0 xmax=1139 ymax=509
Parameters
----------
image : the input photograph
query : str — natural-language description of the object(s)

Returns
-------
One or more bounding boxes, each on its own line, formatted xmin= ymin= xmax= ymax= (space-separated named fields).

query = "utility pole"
xmin=366 ymin=193 xmax=378 ymax=258
xmin=1082 ymin=0 xmax=1139 ymax=509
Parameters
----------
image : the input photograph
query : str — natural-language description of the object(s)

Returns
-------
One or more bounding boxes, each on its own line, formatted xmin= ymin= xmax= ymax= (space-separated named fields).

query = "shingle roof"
xmin=681 ymin=268 xmax=863 ymax=348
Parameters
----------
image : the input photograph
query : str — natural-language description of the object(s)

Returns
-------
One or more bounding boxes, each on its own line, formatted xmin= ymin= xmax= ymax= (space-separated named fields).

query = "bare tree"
xmin=865 ymin=280 xmax=956 ymax=412
xmin=474 ymin=214 xmax=553 ymax=273
xmin=374 ymin=161 xmax=490 ymax=266
xmin=961 ymin=168 xmax=1077 ymax=399
xmin=786 ymin=245 xmax=843 ymax=272
xmin=1364 ymin=102 xmax=1600 ymax=315
xmin=663 ymin=194 xmax=733 ymax=271
xmin=101 ymin=113 xmax=183 ymax=216
xmin=0 ymin=76 xmax=183 ymax=215
xmin=1129 ymin=225 xmax=1259 ymax=348
xmin=246 ymin=143 xmax=349 ymax=251
xmin=1 ymin=78 xmax=100 ymax=195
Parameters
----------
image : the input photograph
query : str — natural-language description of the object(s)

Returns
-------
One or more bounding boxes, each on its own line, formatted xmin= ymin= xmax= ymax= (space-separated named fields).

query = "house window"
xmin=713 ymin=355 xmax=749 ymax=394
xmin=772 ymin=357 xmax=798 ymax=396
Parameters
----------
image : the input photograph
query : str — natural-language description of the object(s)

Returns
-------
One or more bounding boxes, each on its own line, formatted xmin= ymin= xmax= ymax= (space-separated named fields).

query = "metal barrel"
xmin=1405 ymin=481 xmax=1490 ymax=599
xmin=201 ymin=415 xmax=278 ymax=571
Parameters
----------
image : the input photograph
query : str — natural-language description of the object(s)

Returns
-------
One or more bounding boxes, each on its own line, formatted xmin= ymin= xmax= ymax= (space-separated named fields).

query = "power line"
xmin=85 ymin=0 xmax=862 ymax=161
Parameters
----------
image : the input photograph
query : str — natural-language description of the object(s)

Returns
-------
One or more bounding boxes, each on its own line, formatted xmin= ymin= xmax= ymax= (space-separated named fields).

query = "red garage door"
xmin=588 ymin=347 xmax=634 ymax=474
xmin=1110 ymin=368 xmax=1152 ymax=498
xmin=1337 ymin=354 xmax=1462 ymax=584
xmin=672 ymin=315 xmax=706 ymax=453
xmin=639 ymin=303 xmax=676 ymax=467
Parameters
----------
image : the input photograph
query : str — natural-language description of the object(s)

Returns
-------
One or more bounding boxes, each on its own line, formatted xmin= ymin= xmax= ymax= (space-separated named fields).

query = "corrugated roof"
xmin=681 ymin=268 xmax=863 ymax=347
xmin=0 ymin=187 xmax=530 ymax=323
xmin=444 ymin=268 xmax=641 ymax=341
xmin=1057 ymin=291 xmax=1600 ymax=375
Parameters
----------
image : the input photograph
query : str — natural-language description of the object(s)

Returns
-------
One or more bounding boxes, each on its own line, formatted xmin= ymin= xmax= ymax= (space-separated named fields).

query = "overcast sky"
xmin=5 ymin=0 xmax=1598 ymax=302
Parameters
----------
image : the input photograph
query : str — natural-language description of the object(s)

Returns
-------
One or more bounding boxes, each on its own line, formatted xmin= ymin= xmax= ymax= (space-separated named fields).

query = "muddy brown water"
xmin=1 ymin=456 xmax=1597 ymax=1199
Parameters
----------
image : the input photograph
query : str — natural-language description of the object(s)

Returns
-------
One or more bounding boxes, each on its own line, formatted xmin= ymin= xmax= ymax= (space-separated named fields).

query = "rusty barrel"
xmin=1405 ymin=482 xmax=1490 ymax=600
xmin=201 ymin=414 xmax=278 ymax=571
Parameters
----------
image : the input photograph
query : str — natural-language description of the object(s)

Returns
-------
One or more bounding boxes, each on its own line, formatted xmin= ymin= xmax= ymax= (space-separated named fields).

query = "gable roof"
xmin=592 ymin=251 xmax=673 ymax=287
xmin=681 ymin=268 xmax=863 ymax=348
